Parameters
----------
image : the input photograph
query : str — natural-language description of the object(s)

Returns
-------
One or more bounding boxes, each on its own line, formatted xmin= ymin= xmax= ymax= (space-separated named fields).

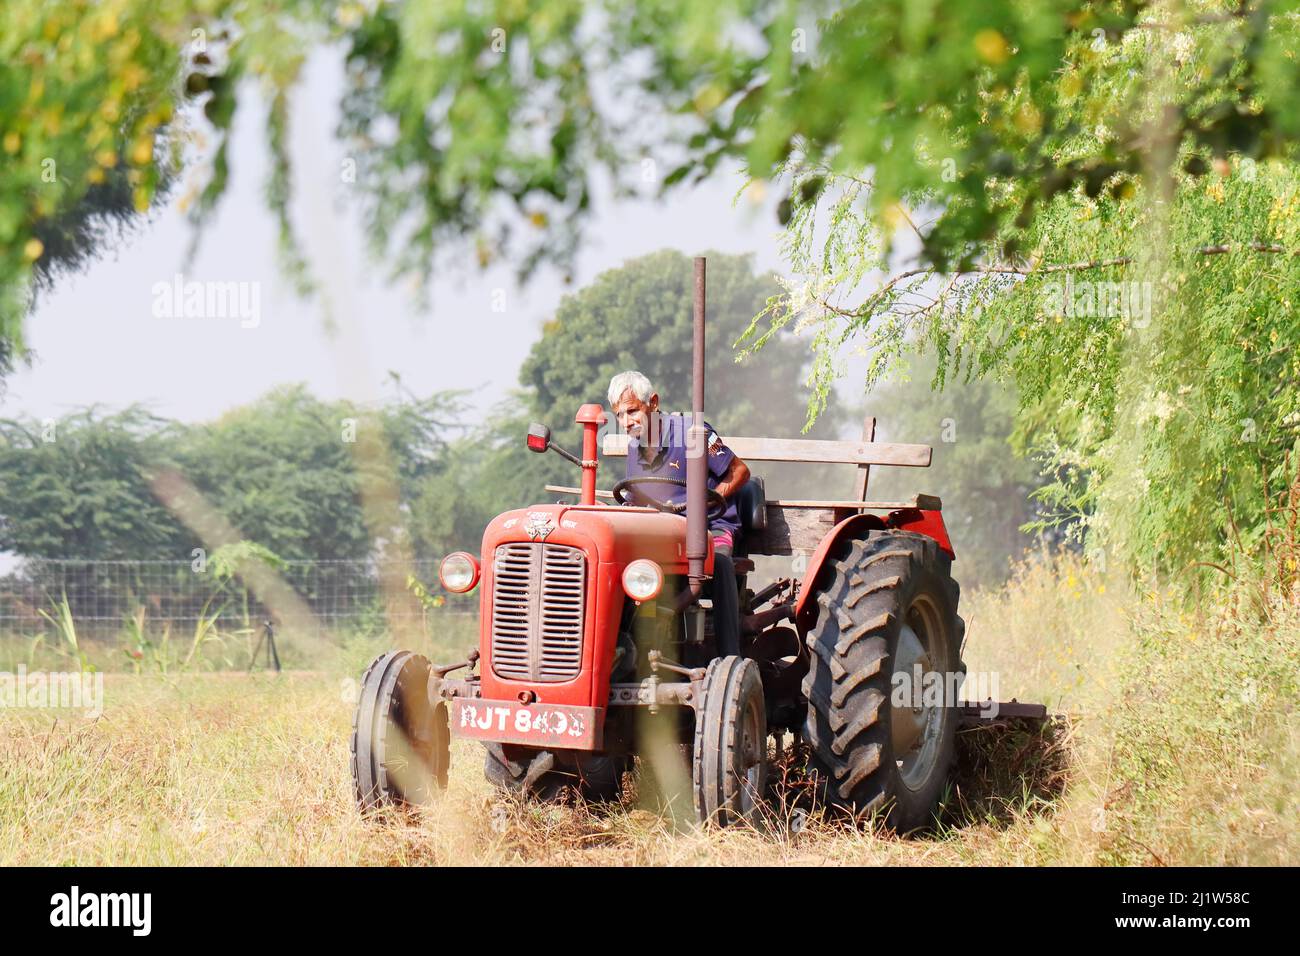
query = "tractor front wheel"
xmin=351 ymin=650 xmax=449 ymax=812
xmin=692 ymin=655 xmax=768 ymax=827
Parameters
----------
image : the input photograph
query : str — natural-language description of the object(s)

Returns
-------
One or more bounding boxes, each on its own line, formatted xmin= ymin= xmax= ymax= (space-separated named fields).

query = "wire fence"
xmin=0 ymin=558 xmax=469 ymax=639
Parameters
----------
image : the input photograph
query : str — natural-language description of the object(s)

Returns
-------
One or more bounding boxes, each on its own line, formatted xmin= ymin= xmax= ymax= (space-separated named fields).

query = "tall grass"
xmin=36 ymin=594 xmax=91 ymax=672
xmin=959 ymin=553 xmax=1298 ymax=865
xmin=1097 ymin=587 xmax=1298 ymax=864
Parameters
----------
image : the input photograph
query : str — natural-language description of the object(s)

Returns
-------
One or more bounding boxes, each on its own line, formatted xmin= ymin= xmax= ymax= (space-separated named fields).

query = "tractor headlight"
xmin=622 ymin=559 xmax=663 ymax=603
xmin=439 ymin=552 xmax=480 ymax=593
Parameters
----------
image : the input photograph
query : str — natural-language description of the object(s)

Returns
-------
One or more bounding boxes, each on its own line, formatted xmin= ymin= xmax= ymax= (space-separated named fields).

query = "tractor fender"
xmin=794 ymin=509 xmax=955 ymax=630
xmin=885 ymin=508 xmax=955 ymax=560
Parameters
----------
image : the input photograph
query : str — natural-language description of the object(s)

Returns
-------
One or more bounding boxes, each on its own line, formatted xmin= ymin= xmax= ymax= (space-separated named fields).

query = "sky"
xmin=2 ymin=50 xmax=825 ymax=429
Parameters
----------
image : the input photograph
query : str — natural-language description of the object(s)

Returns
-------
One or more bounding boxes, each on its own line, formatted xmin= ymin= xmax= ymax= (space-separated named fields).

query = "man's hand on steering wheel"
xmin=611 ymin=476 xmax=728 ymax=521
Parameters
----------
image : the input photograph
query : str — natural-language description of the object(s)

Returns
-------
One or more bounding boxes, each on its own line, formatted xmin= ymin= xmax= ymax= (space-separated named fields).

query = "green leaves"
xmin=768 ymin=150 xmax=1300 ymax=581
xmin=0 ymin=0 xmax=210 ymax=341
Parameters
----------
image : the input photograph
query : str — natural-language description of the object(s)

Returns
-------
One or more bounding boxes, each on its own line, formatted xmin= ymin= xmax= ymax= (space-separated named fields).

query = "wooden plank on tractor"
xmin=602 ymin=433 xmax=932 ymax=467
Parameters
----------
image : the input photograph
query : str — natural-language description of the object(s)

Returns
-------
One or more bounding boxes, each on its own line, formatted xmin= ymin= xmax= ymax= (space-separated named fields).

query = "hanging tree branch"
xmin=815 ymin=241 xmax=1295 ymax=321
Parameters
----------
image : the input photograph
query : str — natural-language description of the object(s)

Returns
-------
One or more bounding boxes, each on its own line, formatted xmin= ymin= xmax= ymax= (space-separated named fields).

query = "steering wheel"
xmin=611 ymin=476 xmax=728 ymax=521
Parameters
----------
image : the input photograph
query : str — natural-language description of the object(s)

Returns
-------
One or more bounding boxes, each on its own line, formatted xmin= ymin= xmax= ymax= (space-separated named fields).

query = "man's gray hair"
xmin=607 ymin=370 xmax=654 ymax=407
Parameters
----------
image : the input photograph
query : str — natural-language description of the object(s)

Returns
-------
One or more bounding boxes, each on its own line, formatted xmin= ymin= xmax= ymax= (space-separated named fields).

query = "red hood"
xmin=481 ymin=502 xmax=711 ymax=574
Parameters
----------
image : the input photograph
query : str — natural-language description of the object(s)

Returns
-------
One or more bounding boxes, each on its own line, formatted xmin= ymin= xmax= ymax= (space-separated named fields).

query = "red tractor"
xmin=351 ymin=258 xmax=1023 ymax=830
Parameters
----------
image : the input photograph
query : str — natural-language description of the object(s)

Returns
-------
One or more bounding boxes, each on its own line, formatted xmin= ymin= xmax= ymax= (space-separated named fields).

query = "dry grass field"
xmin=1 ymin=556 xmax=1295 ymax=866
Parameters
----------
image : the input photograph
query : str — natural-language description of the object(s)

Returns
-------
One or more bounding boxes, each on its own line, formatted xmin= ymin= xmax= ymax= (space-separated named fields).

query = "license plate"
xmin=449 ymin=698 xmax=602 ymax=750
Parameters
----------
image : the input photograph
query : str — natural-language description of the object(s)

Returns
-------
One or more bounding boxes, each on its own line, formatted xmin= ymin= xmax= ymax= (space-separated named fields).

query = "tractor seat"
xmin=737 ymin=475 xmax=767 ymax=534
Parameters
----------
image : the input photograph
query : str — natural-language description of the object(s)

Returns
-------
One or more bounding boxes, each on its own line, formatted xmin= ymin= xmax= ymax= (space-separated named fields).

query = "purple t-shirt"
xmin=624 ymin=414 xmax=741 ymax=536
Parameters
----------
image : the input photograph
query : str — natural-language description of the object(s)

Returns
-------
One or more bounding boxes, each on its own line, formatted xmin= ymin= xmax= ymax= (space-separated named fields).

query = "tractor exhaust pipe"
xmin=685 ymin=256 xmax=708 ymax=601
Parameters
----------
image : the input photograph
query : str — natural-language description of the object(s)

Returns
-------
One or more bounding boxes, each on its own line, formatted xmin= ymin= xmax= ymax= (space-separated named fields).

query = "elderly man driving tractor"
xmin=607 ymin=370 xmax=750 ymax=656
xmin=607 ymin=370 xmax=751 ymax=554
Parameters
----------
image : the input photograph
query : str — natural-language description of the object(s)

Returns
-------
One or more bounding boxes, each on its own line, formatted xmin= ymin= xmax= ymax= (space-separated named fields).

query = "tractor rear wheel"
xmin=693 ymin=655 xmax=768 ymax=827
xmin=484 ymin=745 xmax=626 ymax=803
xmin=802 ymin=531 xmax=964 ymax=832
xmin=351 ymin=650 xmax=449 ymax=812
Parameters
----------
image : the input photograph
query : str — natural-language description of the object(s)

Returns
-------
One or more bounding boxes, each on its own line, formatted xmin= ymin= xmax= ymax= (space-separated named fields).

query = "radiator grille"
xmin=490 ymin=542 xmax=586 ymax=682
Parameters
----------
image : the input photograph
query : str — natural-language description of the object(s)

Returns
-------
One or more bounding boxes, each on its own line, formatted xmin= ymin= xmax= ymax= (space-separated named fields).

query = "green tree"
xmin=173 ymin=387 xmax=374 ymax=561
xmin=175 ymin=384 xmax=464 ymax=561
xmin=521 ymin=249 xmax=845 ymax=438
xmin=0 ymin=406 xmax=193 ymax=559
xmin=3 ymin=1 xmax=190 ymax=348
xmin=14 ymin=1 xmax=1299 ymax=584
xmin=1 ymin=0 xmax=331 ymax=352
xmin=0 ymin=386 xmax=464 ymax=563
xmin=4 ymin=165 xmax=181 ymax=393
